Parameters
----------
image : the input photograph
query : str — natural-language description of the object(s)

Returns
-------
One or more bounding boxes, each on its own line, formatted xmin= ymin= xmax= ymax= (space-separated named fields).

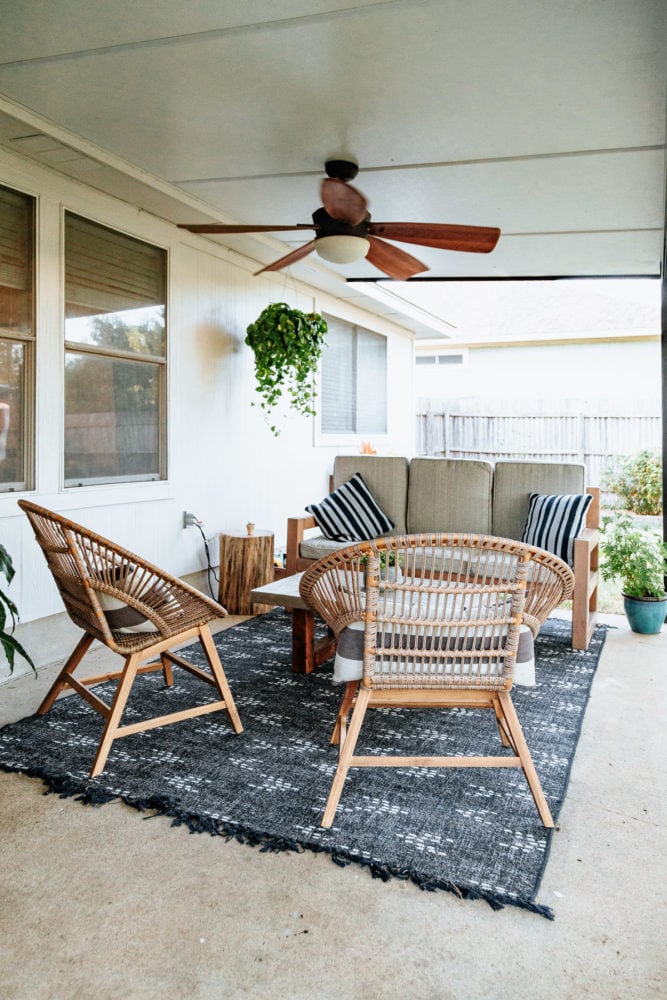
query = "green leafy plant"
xmin=0 ymin=544 xmax=36 ymax=675
xmin=360 ymin=550 xmax=400 ymax=570
xmin=603 ymin=450 xmax=662 ymax=515
xmin=245 ymin=303 xmax=328 ymax=435
xmin=600 ymin=513 xmax=667 ymax=600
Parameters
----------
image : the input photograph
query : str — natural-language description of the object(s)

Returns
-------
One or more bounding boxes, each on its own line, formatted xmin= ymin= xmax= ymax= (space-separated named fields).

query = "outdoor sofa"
xmin=284 ymin=455 xmax=600 ymax=651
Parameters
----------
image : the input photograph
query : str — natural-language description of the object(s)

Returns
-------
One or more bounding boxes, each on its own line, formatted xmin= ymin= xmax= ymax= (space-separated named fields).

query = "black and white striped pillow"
xmin=521 ymin=492 xmax=592 ymax=567
xmin=306 ymin=473 xmax=394 ymax=542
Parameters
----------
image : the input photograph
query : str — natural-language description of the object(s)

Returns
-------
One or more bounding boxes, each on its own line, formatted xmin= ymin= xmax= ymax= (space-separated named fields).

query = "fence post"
xmin=578 ymin=412 xmax=586 ymax=468
xmin=424 ymin=408 xmax=433 ymax=456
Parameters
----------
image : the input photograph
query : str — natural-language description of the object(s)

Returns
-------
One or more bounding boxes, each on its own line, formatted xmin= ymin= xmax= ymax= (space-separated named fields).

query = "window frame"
xmin=0 ymin=182 xmax=36 ymax=494
xmin=62 ymin=211 xmax=168 ymax=489
xmin=415 ymin=349 xmax=469 ymax=368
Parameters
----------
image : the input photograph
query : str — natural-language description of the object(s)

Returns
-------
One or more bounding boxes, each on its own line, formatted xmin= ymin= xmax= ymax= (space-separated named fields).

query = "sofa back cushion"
xmin=492 ymin=461 xmax=585 ymax=541
xmin=334 ymin=455 xmax=409 ymax=534
xmin=407 ymin=458 xmax=493 ymax=534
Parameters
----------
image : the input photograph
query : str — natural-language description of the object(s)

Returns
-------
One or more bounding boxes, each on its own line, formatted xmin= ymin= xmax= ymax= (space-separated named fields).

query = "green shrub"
xmin=602 ymin=450 xmax=662 ymax=515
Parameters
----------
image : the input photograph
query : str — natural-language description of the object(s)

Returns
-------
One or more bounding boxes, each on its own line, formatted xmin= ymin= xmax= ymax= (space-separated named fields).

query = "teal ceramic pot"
xmin=623 ymin=594 xmax=667 ymax=634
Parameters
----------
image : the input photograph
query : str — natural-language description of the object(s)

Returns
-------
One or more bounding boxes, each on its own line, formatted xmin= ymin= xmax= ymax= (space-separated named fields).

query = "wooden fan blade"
xmin=178 ymin=223 xmax=314 ymax=234
xmin=368 ymin=222 xmax=501 ymax=253
xmin=253 ymin=240 xmax=317 ymax=275
xmin=365 ymin=236 xmax=428 ymax=279
xmin=320 ymin=178 xmax=368 ymax=226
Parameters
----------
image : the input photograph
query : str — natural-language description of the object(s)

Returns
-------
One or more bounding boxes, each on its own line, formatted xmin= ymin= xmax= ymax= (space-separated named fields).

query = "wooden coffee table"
xmin=249 ymin=573 xmax=337 ymax=674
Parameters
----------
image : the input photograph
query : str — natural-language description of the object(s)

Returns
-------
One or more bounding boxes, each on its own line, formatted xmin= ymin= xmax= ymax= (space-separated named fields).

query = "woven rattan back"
xmin=19 ymin=500 xmax=225 ymax=654
xmin=300 ymin=533 xmax=572 ymax=692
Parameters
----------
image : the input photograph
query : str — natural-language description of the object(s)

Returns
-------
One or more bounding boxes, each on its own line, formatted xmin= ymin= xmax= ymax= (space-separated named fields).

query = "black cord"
xmin=195 ymin=521 xmax=219 ymax=600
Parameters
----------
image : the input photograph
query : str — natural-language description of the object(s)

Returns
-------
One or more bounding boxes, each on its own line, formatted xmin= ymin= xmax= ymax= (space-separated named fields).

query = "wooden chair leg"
xmin=492 ymin=693 xmax=516 ymax=750
xmin=37 ymin=633 xmax=95 ymax=715
xmin=160 ymin=653 xmax=174 ymax=687
xmin=90 ymin=652 xmax=141 ymax=777
xmin=198 ymin=625 xmax=243 ymax=734
xmin=497 ymin=691 xmax=554 ymax=828
xmin=321 ymin=686 xmax=371 ymax=828
xmin=330 ymin=681 xmax=359 ymax=747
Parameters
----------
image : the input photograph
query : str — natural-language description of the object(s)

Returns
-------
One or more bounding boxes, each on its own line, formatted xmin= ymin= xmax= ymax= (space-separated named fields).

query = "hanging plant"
xmin=245 ymin=302 xmax=328 ymax=435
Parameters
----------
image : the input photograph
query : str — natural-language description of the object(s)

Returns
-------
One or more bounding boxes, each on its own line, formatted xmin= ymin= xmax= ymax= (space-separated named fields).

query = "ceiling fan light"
xmin=315 ymin=235 xmax=370 ymax=264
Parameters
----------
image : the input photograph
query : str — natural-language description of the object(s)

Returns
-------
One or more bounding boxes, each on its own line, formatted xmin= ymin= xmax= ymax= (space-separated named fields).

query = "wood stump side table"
xmin=218 ymin=530 xmax=274 ymax=615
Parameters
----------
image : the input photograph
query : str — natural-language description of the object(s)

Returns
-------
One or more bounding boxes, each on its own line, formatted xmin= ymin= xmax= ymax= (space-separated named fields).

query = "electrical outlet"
xmin=183 ymin=511 xmax=198 ymax=528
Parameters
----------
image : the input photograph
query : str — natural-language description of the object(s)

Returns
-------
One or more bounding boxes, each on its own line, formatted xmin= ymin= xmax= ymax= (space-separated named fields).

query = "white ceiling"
xmin=0 ymin=0 xmax=665 ymax=330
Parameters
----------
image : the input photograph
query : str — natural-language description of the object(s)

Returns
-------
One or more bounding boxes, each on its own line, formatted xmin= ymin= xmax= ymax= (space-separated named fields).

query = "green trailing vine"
xmin=245 ymin=303 xmax=328 ymax=435
xmin=0 ymin=544 xmax=36 ymax=675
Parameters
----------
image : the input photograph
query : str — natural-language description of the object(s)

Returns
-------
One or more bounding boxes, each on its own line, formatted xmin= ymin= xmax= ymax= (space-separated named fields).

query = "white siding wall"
xmin=416 ymin=340 xmax=661 ymax=403
xmin=0 ymin=148 xmax=416 ymax=626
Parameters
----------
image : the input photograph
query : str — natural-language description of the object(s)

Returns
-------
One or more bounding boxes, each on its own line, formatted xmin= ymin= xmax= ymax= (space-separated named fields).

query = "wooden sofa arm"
xmin=285 ymin=515 xmax=317 ymax=576
xmin=570 ymin=486 xmax=600 ymax=650
xmin=572 ymin=524 xmax=600 ymax=650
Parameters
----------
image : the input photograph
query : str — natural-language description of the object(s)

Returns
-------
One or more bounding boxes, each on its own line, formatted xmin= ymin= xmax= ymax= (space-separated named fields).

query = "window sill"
xmin=0 ymin=480 xmax=173 ymax=517
xmin=314 ymin=430 xmax=390 ymax=448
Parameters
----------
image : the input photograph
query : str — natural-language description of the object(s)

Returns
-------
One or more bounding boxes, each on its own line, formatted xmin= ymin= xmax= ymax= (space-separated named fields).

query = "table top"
xmin=249 ymin=572 xmax=308 ymax=610
xmin=221 ymin=529 xmax=273 ymax=539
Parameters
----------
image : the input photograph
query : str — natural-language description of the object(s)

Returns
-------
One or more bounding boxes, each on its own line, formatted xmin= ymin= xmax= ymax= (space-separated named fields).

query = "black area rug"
xmin=0 ymin=611 xmax=606 ymax=918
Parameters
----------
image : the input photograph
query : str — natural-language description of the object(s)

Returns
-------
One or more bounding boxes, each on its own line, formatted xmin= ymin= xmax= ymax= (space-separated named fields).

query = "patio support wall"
xmin=0 ymin=147 xmax=416 ymax=630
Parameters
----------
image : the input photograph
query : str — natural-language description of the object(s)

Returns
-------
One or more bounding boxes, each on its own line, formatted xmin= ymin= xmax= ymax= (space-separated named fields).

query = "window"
xmin=0 ymin=184 xmax=34 ymax=493
xmin=64 ymin=213 xmax=167 ymax=486
xmin=320 ymin=317 xmax=387 ymax=435
xmin=415 ymin=351 xmax=468 ymax=367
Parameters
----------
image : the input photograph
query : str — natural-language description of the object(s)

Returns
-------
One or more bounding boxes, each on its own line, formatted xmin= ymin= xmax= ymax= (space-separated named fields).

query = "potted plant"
xmin=360 ymin=549 xmax=403 ymax=588
xmin=600 ymin=513 xmax=667 ymax=634
xmin=1 ymin=544 xmax=35 ymax=675
xmin=245 ymin=303 xmax=328 ymax=435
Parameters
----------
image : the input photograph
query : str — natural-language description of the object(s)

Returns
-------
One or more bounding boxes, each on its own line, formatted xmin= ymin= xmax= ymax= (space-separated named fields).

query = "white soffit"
xmin=0 ymin=0 xmax=663 ymax=316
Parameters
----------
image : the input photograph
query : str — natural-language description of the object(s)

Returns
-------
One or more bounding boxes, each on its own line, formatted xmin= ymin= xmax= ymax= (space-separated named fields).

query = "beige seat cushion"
xmin=334 ymin=455 xmax=409 ymax=534
xmin=299 ymin=535 xmax=350 ymax=561
xmin=492 ymin=461 xmax=585 ymax=541
xmin=407 ymin=458 xmax=493 ymax=534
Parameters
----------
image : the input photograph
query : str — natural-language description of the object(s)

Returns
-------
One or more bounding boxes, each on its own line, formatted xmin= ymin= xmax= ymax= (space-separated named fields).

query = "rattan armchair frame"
xmin=19 ymin=500 xmax=243 ymax=777
xmin=300 ymin=532 xmax=574 ymax=829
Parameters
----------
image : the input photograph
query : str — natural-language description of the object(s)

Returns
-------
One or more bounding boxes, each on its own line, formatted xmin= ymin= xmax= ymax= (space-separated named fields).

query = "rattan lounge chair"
xmin=19 ymin=499 xmax=243 ymax=777
xmin=299 ymin=532 xmax=574 ymax=828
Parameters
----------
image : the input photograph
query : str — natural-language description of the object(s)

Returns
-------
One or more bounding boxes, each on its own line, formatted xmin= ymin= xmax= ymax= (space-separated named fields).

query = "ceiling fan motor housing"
xmin=324 ymin=159 xmax=359 ymax=182
xmin=312 ymin=206 xmax=369 ymax=238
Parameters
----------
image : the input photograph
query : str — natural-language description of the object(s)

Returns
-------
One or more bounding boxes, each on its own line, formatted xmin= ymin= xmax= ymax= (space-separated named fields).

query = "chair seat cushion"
xmin=97 ymin=592 xmax=160 ymax=633
xmin=95 ymin=572 xmax=178 ymax=634
xmin=306 ymin=473 xmax=394 ymax=542
xmin=333 ymin=621 xmax=535 ymax=686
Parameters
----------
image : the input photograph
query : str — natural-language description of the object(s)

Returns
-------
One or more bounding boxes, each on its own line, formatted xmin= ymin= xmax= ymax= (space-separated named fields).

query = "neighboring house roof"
xmin=409 ymin=278 xmax=659 ymax=347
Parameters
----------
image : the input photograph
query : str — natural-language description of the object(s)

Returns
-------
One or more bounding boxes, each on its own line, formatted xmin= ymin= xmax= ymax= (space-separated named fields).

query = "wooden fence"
xmin=416 ymin=399 xmax=661 ymax=487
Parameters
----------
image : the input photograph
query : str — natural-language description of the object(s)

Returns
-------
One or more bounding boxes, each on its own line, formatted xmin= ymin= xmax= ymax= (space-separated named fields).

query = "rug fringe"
xmin=0 ymin=759 xmax=554 ymax=918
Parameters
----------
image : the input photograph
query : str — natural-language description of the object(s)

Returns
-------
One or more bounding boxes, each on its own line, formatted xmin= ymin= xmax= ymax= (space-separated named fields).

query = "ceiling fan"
xmin=178 ymin=159 xmax=501 ymax=280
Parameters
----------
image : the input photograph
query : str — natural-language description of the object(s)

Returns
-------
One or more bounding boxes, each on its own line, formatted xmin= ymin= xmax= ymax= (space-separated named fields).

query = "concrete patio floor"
xmin=0 ymin=609 xmax=665 ymax=1000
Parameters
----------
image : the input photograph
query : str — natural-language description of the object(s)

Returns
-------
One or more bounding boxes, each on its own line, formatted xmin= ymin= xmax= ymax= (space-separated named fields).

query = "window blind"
xmin=0 ymin=185 xmax=33 ymax=291
xmin=65 ymin=213 xmax=165 ymax=318
xmin=321 ymin=318 xmax=387 ymax=434
xmin=355 ymin=329 xmax=387 ymax=433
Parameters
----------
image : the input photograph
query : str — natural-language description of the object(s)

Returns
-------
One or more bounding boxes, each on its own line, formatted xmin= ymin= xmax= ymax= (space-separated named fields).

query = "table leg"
xmin=291 ymin=608 xmax=337 ymax=674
